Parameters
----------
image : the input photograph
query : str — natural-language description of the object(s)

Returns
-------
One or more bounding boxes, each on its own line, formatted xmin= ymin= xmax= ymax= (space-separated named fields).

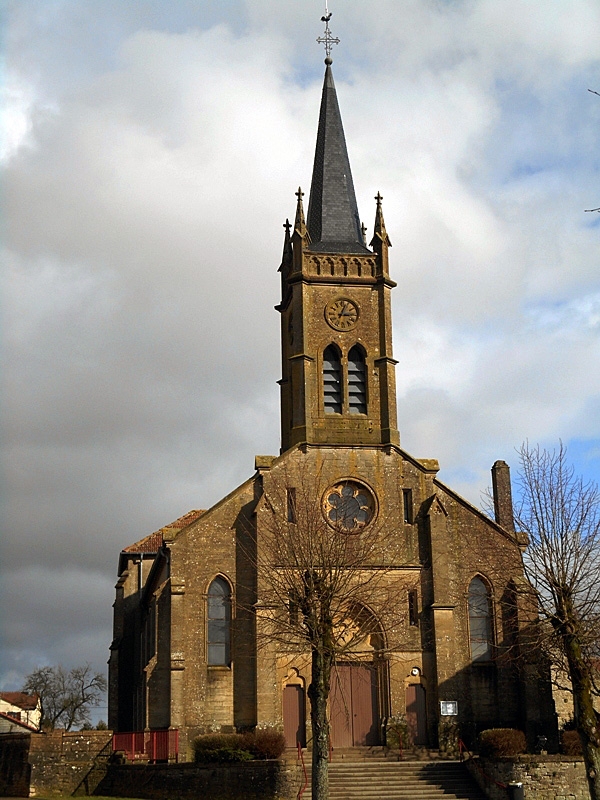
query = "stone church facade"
xmin=108 ymin=59 xmax=556 ymax=759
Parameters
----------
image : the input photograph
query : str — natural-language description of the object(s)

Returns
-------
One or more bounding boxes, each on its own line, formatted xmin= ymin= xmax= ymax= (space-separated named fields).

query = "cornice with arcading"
xmin=286 ymin=251 xmax=396 ymax=288
xmin=302 ymin=252 xmax=379 ymax=280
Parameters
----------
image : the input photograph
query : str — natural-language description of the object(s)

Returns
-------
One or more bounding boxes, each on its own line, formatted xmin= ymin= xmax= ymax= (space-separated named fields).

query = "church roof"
xmin=160 ymin=508 xmax=205 ymax=532
xmin=122 ymin=531 xmax=163 ymax=554
xmin=122 ymin=509 xmax=205 ymax=554
xmin=306 ymin=63 xmax=369 ymax=255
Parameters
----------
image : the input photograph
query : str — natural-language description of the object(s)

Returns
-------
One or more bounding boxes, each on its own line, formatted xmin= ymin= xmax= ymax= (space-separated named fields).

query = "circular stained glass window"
xmin=322 ymin=481 xmax=376 ymax=533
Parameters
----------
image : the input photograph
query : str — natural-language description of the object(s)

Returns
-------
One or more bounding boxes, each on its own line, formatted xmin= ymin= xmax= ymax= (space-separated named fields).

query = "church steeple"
xmin=277 ymin=28 xmax=399 ymax=453
xmin=306 ymin=62 xmax=369 ymax=254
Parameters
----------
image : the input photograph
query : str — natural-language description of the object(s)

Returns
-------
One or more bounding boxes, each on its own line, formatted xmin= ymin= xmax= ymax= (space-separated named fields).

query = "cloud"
xmin=0 ymin=566 xmax=113 ymax=690
xmin=2 ymin=0 xmax=599 ymax=707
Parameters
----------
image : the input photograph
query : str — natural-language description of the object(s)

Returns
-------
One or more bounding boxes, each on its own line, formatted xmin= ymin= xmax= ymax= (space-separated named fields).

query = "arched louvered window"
xmin=468 ymin=577 xmax=493 ymax=662
xmin=207 ymin=577 xmax=231 ymax=666
xmin=323 ymin=345 xmax=342 ymax=414
xmin=348 ymin=346 xmax=367 ymax=414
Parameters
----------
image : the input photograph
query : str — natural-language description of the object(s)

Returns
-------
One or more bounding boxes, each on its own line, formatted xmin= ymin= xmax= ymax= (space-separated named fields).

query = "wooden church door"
xmin=406 ymin=683 xmax=427 ymax=745
xmin=330 ymin=664 xmax=379 ymax=747
xmin=283 ymin=684 xmax=306 ymax=748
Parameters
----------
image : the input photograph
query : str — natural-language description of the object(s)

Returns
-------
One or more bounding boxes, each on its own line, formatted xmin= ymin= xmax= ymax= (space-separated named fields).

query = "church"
xmin=108 ymin=48 xmax=556 ymax=760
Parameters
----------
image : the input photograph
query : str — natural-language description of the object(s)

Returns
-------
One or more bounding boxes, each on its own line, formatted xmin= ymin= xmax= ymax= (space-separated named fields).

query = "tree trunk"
xmin=564 ymin=632 xmax=600 ymax=800
xmin=308 ymin=647 xmax=333 ymax=800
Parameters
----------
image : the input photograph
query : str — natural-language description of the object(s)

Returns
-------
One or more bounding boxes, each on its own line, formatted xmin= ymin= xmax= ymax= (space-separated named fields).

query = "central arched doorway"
xmin=330 ymin=662 xmax=380 ymax=747
xmin=328 ymin=604 xmax=385 ymax=747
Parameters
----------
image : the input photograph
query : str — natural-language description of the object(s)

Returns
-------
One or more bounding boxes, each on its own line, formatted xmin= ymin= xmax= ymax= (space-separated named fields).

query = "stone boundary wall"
xmin=96 ymin=760 xmax=304 ymax=800
xmin=29 ymin=730 xmax=113 ymax=796
xmin=0 ymin=730 xmax=113 ymax=797
xmin=466 ymin=755 xmax=589 ymax=800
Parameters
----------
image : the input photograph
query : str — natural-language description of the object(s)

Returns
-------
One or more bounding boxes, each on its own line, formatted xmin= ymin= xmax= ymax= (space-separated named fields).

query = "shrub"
xmin=195 ymin=747 xmax=253 ymax=763
xmin=561 ymin=729 xmax=583 ymax=756
xmin=243 ymin=728 xmax=286 ymax=760
xmin=194 ymin=733 xmax=250 ymax=763
xmin=193 ymin=727 xmax=286 ymax=763
xmin=478 ymin=728 xmax=526 ymax=758
xmin=386 ymin=715 xmax=410 ymax=750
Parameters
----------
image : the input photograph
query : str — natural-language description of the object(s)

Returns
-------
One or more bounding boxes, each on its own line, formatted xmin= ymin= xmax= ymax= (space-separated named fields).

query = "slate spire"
xmin=306 ymin=61 xmax=369 ymax=254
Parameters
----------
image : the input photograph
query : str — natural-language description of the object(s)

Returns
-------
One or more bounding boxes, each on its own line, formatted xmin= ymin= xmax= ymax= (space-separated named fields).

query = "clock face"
xmin=323 ymin=481 xmax=376 ymax=533
xmin=325 ymin=298 xmax=359 ymax=331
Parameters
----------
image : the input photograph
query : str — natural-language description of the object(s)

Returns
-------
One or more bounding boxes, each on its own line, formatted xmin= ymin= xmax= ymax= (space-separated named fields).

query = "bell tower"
xmin=277 ymin=51 xmax=399 ymax=454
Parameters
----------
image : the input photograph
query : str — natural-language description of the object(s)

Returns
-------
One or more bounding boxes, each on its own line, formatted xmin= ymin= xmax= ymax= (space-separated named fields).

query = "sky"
xmin=1 ymin=0 xmax=599 ymax=724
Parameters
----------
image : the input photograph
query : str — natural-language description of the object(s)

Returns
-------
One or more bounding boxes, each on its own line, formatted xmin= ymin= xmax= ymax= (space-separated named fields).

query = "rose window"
xmin=323 ymin=481 xmax=376 ymax=532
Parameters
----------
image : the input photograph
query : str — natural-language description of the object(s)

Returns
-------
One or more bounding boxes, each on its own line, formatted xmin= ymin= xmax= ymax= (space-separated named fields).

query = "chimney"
xmin=491 ymin=460 xmax=515 ymax=532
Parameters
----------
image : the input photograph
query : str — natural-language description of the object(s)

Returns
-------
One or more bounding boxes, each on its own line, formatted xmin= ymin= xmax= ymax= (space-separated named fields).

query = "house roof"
xmin=0 ymin=692 xmax=39 ymax=711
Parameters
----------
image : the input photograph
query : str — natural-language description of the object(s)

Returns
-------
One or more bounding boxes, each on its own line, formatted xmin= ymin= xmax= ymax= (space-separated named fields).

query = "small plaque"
xmin=440 ymin=700 xmax=458 ymax=716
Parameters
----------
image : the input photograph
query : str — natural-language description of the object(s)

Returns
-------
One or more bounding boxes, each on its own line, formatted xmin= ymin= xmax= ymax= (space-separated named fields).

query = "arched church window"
xmin=207 ymin=577 xmax=231 ymax=666
xmin=323 ymin=345 xmax=342 ymax=414
xmin=468 ymin=577 xmax=493 ymax=662
xmin=347 ymin=346 xmax=367 ymax=414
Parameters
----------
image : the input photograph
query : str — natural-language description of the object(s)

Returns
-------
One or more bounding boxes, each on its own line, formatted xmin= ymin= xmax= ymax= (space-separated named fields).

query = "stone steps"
xmin=295 ymin=759 xmax=487 ymax=800
xmin=286 ymin=746 xmax=443 ymax=763
xmin=328 ymin=745 xmax=443 ymax=761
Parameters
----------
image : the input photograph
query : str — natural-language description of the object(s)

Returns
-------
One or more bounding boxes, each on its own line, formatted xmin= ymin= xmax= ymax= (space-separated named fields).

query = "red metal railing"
xmin=112 ymin=729 xmax=179 ymax=763
xmin=297 ymin=741 xmax=308 ymax=800
xmin=458 ymin=738 xmax=508 ymax=792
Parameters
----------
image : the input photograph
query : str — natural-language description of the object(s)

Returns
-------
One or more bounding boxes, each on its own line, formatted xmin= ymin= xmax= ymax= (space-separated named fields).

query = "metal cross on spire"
xmin=316 ymin=2 xmax=340 ymax=62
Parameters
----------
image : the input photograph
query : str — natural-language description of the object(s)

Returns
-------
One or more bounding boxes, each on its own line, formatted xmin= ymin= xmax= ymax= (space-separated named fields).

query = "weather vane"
xmin=317 ymin=2 xmax=340 ymax=62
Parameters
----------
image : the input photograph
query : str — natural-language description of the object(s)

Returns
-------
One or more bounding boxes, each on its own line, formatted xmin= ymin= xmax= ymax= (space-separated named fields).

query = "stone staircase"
xmin=293 ymin=751 xmax=487 ymax=800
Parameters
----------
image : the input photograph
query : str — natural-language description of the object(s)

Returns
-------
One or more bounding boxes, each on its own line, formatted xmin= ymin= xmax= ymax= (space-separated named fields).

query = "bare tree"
xmin=514 ymin=442 xmax=600 ymax=799
xmin=248 ymin=465 xmax=414 ymax=800
xmin=23 ymin=663 xmax=106 ymax=731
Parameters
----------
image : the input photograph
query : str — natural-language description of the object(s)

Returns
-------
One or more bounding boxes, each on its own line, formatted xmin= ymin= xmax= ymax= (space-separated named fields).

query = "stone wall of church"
xmin=253 ymin=445 xmax=435 ymax=742
xmin=167 ymin=477 xmax=257 ymax=758
xmin=429 ymin=481 xmax=556 ymax=748
xmin=146 ymin=582 xmax=171 ymax=730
